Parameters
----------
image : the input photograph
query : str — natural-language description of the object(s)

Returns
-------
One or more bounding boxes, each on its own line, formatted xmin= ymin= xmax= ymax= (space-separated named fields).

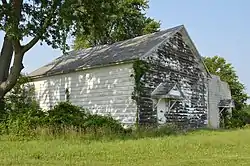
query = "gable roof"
xmin=218 ymin=99 xmax=235 ymax=108
xmin=29 ymin=25 xmax=208 ymax=78
xmin=151 ymin=81 xmax=185 ymax=100
xmin=29 ymin=25 xmax=182 ymax=78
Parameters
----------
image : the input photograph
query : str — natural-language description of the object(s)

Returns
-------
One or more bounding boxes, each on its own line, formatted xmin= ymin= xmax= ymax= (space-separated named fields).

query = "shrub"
xmin=4 ymin=75 xmax=35 ymax=112
xmin=46 ymin=102 xmax=127 ymax=136
xmin=224 ymin=108 xmax=250 ymax=129
xmin=0 ymin=75 xmax=46 ymax=136
xmin=242 ymin=105 xmax=250 ymax=124
xmin=46 ymin=102 xmax=88 ymax=128
xmin=83 ymin=114 xmax=127 ymax=134
xmin=0 ymin=101 xmax=46 ymax=136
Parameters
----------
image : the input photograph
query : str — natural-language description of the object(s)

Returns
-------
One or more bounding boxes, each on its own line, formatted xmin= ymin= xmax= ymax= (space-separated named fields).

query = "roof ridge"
xmin=66 ymin=25 xmax=185 ymax=55
xmin=29 ymin=25 xmax=184 ymax=78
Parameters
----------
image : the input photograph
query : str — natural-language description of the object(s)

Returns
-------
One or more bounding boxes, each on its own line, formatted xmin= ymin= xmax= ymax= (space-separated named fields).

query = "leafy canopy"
xmin=0 ymin=0 xmax=131 ymax=99
xmin=73 ymin=0 xmax=161 ymax=49
xmin=0 ymin=0 xmax=120 ymax=51
xmin=203 ymin=56 xmax=249 ymax=110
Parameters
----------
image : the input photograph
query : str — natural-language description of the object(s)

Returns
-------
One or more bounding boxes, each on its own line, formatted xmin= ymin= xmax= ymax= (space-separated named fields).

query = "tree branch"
xmin=1 ymin=0 xmax=7 ymax=4
xmin=22 ymin=18 xmax=51 ymax=53
xmin=22 ymin=2 xmax=59 ymax=53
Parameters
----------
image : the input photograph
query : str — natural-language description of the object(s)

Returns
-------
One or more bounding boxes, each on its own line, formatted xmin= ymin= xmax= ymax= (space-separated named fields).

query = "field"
xmin=0 ymin=129 xmax=250 ymax=166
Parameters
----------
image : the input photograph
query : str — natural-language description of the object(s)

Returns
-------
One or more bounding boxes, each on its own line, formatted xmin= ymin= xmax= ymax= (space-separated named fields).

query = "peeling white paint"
xmin=32 ymin=63 xmax=137 ymax=126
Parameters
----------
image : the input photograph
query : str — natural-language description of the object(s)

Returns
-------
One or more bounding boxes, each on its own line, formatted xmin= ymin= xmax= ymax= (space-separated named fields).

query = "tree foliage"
xmin=4 ymin=75 xmax=36 ymax=112
xmin=0 ymin=0 xmax=128 ymax=100
xmin=203 ymin=56 xmax=249 ymax=110
xmin=73 ymin=0 xmax=161 ymax=49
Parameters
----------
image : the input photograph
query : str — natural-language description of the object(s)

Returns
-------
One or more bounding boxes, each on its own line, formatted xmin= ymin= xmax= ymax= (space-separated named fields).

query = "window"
xmin=65 ymin=88 xmax=70 ymax=102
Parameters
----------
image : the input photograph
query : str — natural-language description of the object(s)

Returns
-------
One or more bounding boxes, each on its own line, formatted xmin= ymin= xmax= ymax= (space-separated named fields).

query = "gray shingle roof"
xmin=218 ymin=99 xmax=235 ymax=108
xmin=151 ymin=81 xmax=185 ymax=100
xmin=152 ymin=82 xmax=175 ymax=97
xmin=29 ymin=25 xmax=183 ymax=77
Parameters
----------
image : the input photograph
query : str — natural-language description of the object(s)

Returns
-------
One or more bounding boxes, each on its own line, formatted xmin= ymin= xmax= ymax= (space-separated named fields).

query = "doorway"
xmin=157 ymin=98 xmax=179 ymax=124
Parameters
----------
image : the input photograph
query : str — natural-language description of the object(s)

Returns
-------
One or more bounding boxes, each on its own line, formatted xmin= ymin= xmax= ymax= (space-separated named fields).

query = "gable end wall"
xmin=136 ymin=32 xmax=209 ymax=127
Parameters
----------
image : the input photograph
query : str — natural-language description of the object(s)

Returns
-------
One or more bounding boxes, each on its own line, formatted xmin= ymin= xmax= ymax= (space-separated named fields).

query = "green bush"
xmin=46 ymin=102 xmax=88 ymax=128
xmin=224 ymin=108 xmax=250 ymax=129
xmin=242 ymin=105 xmax=250 ymax=124
xmin=0 ymin=75 xmax=46 ymax=136
xmin=4 ymin=75 xmax=35 ymax=112
xmin=46 ymin=102 xmax=127 ymax=135
xmin=0 ymin=101 xmax=46 ymax=136
xmin=84 ymin=114 xmax=127 ymax=134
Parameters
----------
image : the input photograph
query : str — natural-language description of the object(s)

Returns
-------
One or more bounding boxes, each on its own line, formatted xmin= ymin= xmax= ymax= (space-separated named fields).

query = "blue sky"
xmin=0 ymin=0 xmax=250 ymax=96
xmin=149 ymin=0 xmax=250 ymax=96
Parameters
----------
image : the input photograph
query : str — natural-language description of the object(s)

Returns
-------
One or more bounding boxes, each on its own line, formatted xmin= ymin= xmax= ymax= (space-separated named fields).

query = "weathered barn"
xmin=29 ymin=25 xmax=234 ymax=129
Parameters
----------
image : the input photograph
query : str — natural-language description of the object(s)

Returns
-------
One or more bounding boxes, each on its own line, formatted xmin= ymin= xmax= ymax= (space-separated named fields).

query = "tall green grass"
xmin=0 ymin=123 xmax=184 ymax=141
xmin=0 ymin=128 xmax=250 ymax=166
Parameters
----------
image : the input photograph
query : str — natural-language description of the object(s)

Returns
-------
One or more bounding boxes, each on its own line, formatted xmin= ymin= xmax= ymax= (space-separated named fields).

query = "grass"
xmin=0 ymin=128 xmax=250 ymax=166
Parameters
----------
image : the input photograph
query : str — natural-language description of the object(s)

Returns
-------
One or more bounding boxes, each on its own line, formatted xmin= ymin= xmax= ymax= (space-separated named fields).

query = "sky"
xmin=0 ymin=0 xmax=250 ymax=96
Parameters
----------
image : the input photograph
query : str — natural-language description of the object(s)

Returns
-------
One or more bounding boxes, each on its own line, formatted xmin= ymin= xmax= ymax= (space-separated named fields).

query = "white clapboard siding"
xmin=32 ymin=63 xmax=137 ymax=126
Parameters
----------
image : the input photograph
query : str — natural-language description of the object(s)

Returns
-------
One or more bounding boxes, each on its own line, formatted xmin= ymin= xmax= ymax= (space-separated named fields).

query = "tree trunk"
xmin=0 ymin=96 xmax=5 ymax=111
xmin=0 ymin=53 xmax=24 ymax=98
xmin=0 ymin=90 xmax=4 ymax=103
xmin=0 ymin=35 xmax=13 ymax=83
xmin=0 ymin=97 xmax=5 ymax=121
xmin=0 ymin=35 xmax=14 ymax=102
xmin=0 ymin=35 xmax=24 ymax=102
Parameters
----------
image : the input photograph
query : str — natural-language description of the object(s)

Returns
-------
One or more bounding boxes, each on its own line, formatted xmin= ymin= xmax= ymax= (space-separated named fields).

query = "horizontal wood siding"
xmin=32 ymin=63 xmax=137 ymax=127
xmin=137 ymin=31 xmax=208 ymax=127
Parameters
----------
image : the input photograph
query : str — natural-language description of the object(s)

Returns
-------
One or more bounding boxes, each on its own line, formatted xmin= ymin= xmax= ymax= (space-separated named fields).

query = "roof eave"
xmin=29 ymin=59 xmax=137 ymax=79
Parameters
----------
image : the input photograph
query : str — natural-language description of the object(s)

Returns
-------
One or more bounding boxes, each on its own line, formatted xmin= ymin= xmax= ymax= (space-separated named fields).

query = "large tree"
xmin=73 ymin=0 xmax=160 ymax=49
xmin=203 ymin=56 xmax=249 ymax=110
xmin=0 ymin=0 xmax=124 ymax=102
